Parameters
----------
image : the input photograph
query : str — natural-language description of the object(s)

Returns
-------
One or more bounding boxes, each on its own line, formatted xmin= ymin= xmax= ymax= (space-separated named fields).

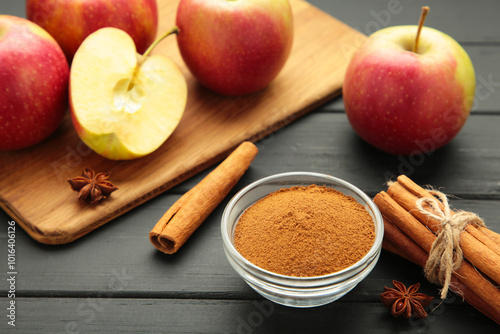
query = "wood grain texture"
xmin=0 ymin=0 xmax=366 ymax=244
xmin=0 ymin=297 xmax=497 ymax=334
xmin=312 ymin=0 xmax=500 ymax=44
xmin=4 ymin=113 xmax=499 ymax=295
xmin=6 ymin=197 xmax=500 ymax=296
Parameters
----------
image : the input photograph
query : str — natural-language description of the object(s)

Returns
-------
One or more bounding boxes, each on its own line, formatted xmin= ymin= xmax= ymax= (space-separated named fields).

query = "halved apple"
xmin=70 ymin=27 xmax=187 ymax=160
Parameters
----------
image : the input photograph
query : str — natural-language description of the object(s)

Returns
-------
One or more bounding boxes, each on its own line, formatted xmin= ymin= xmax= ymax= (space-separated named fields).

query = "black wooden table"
xmin=1 ymin=1 xmax=499 ymax=333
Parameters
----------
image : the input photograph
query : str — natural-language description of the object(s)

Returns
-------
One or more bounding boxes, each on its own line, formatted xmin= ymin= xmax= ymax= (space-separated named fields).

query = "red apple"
xmin=26 ymin=0 xmax=158 ymax=61
xmin=343 ymin=8 xmax=475 ymax=156
xmin=176 ymin=0 xmax=293 ymax=96
xmin=0 ymin=15 xmax=69 ymax=151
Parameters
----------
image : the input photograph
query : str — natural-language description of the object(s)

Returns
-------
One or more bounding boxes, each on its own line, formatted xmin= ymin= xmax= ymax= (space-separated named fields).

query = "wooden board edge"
xmin=6 ymin=86 xmax=342 ymax=245
xmin=0 ymin=197 xmax=50 ymax=243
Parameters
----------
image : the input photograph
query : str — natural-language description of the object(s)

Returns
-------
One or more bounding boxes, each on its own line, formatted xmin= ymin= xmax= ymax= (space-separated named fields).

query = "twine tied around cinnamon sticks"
xmin=375 ymin=175 xmax=500 ymax=324
xmin=416 ymin=189 xmax=485 ymax=299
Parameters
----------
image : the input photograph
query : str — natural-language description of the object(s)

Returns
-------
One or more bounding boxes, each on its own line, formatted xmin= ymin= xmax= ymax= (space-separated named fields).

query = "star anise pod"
xmin=380 ymin=280 xmax=434 ymax=319
xmin=67 ymin=167 xmax=119 ymax=204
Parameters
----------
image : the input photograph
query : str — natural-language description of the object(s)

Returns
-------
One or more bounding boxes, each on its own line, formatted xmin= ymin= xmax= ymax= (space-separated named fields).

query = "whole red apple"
xmin=0 ymin=15 xmax=69 ymax=151
xmin=343 ymin=24 xmax=475 ymax=156
xmin=176 ymin=0 xmax=293 ymax=96
xmin=26 ymin=0 xmax=158 ymax=61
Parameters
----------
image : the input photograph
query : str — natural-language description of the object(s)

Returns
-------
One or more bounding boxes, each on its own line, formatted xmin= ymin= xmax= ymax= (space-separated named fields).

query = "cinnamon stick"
xmin=374 ymin=191 xmax=500 ymax=322
xmin=387 ymin=180 xmax=500 ymax=286
xmin=381 ymin=213 xmax=500 ymax=324
xmin=382 ymin=217 xmax=427 ymax=267
xmin=149 ymin=141 xmax=258 ymax=254
xmin=375 ymin=192 xmax=436 ymax=252
xmin=467 ymin=225 xmax=500 ymax=257
xmin=397 ymin=175 xmax=500 ymax=254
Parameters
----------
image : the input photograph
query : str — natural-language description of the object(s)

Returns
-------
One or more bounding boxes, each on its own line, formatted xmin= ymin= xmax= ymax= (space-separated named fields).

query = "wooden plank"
xmin=3 ymin=197 xmax=499 ymax=295
xmin=2 ymin=113 xmax=499 ymax=296
xmin=1 ymin=297 xmax=497 ymax=333
xmin=314 ymin=0 xmax=500 ymax=44
xmin=0 ymin=1 xmax=28 ymax=17
xmin=0 ymin=0 xmax=366 ymax=245
xmin=148 ymin=111 xmax=500 ymax=196
xmin=232 ymin=113 xmax=500 ymax=197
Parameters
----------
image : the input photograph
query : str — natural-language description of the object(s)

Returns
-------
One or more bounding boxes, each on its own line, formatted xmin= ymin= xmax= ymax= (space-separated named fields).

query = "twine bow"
xmin=416 ymin=190 xmax=485 ymax=299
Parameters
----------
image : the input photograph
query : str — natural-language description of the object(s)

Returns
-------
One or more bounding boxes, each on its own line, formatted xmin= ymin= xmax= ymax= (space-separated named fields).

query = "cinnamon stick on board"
xmin=150 ymin=141 xmax=258 ymax=254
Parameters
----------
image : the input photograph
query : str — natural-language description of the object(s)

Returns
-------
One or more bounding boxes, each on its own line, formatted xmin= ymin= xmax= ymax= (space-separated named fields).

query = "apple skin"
xmin=343 ymin=26 xmax=475 ymax=156
xmin=0 ymin=15 xmax=69 ymax=151
xmin=176 ymin=0 xmax=293 ymax=96
xmin=26 ymin=0 xmax=158 ymax=61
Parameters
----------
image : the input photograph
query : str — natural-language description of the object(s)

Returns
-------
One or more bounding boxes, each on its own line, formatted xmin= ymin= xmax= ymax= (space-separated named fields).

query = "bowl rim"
xmin=221 ymin=171 xmax=384 ymax=283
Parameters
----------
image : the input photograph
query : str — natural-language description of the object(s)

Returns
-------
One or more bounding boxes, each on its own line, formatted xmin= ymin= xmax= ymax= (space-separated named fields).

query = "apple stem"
xmin=128 ymin=26 xmax=180 ymax=93
xmin=142 ymin=26 xmax=180 ymax=59
xmin=413 ymin=6 xmax=430 ymax=53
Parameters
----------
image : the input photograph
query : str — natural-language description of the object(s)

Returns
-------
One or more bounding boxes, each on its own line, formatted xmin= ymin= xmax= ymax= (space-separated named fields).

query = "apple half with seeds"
xmin=70 ymin=27 xmax=187 ymax=160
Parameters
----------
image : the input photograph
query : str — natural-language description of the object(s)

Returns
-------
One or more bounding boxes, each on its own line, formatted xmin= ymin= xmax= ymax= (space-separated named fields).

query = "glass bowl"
xmin=221 ymin=171 xmax=384 ymax=308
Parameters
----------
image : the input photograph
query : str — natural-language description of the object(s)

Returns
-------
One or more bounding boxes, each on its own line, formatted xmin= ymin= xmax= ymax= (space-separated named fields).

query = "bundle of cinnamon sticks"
xmin=374 ymin=175 xmax=500 ymax=324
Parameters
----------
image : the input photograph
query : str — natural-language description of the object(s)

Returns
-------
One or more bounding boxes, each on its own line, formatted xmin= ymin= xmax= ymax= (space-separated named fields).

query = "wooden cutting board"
xmin=0 ymin=0 xmax=366 ymax=244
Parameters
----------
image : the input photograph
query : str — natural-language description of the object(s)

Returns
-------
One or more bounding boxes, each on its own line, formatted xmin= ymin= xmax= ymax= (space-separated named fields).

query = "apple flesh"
xmin=343 ymin=26 xmax=475 ymax=156
xmin=26 ymin=0 xmax=158 ymax=61
xmin=0 ymin=15 xmax=69 ymax=151
xmin=70 ymin=27 xmax=187 ymax=160
xmin=176 ymin=0 xmax=293 ymax=96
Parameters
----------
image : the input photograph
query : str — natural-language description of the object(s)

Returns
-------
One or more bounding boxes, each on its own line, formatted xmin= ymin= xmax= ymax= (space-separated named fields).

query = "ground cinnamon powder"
xmin=234 ymin=184 xmax=375 ymax=277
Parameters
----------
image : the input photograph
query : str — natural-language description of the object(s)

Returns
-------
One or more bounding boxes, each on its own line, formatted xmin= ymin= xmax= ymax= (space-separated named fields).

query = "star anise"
xmin=67 ymin=167 xmax=119 ymax=204
xmin=380 ymin=280 xmax=434 ymax=319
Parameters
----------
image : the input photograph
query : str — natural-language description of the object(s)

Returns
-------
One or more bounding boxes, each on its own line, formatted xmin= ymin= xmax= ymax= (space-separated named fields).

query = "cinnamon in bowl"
xmin=234 ymin=184 xmax=375 ymax=277
xmin=221 ymin=172 xmax=384 ymax=307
